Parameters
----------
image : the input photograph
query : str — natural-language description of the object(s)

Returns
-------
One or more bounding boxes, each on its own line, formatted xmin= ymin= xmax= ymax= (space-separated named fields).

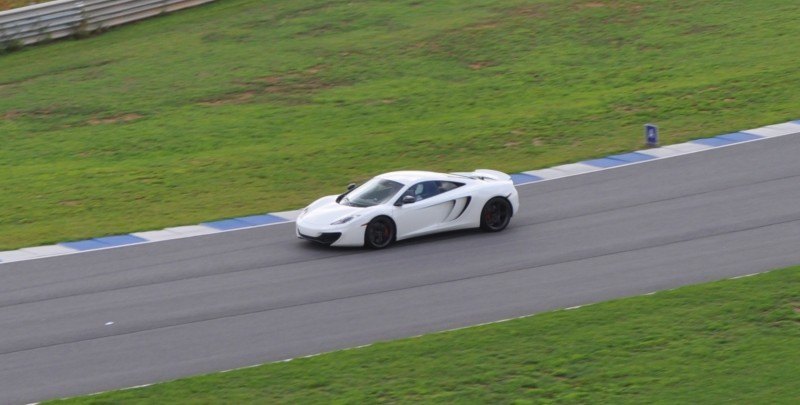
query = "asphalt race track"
xmin=2 ymin=135 xmax=800 ymax=403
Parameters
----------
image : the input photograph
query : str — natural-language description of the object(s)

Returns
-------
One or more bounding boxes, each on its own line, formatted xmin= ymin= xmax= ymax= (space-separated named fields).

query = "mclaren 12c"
xmin=296 ymin=169 xmax=519 ymax=249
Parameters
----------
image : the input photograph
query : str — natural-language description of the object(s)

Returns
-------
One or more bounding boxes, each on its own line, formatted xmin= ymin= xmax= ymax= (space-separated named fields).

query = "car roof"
xmin=376 ymin=170 xmax=470 ymax=184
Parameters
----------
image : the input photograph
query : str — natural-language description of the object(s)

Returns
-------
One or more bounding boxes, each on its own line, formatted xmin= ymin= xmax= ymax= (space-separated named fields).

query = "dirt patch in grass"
xmin=580 ymin=2 xmax=608 ymax=8
xmin=58 ymin=200 xmax=83 ymax=207
xmin=1 ymin=110 xmax=22 ymax=120
xmin=198 ymin=65 xmax=343 ymax=106
xmin=364 ymin=99 xmax=396 ymax=106
xmin=0 ymin=60 xmax=115 ymax=87
xmin=198 ymin=91 xmax=257 ymax=106
xmin=573 ymin=1 xmax=644 ymax=13
xmin=468 ymin=61 xmax=494 ymax=70
xmin=415 ymin=20 xmax=510 ymax=68
xmin=295 ymin=19 xmax=359 ymax=38
xmin=259 ymin=77 xmax=336 ymax=93
xmin=87 ymin=113 xmax=143 ymax=125
xmin=507 ymin=4 xmax=548 ymax=18
xmin=1 ymin=108 xmax=60 ymax=120
xmin=683 ymin=24 xmax=722 ymax=35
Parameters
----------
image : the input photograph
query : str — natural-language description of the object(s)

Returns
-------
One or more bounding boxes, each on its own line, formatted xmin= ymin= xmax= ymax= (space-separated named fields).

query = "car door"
xmin=393 ymin=180 xmax=467 ymax=239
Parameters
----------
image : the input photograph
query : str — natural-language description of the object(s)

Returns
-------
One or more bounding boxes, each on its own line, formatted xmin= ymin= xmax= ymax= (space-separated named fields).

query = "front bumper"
xmin=298 ymin=231 xmax=342 ymax=245
xmin=295 ymin=220 xmax=367 ymax=247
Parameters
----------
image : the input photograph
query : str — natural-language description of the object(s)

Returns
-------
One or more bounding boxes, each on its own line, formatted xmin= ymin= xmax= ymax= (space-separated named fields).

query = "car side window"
xmin=437 ymin=181 xmax=463 ymax=194
xmin=401 ymin=182 xmax=433 ymax=202
xmin=400 ymin=181 xmax=463 ymax=203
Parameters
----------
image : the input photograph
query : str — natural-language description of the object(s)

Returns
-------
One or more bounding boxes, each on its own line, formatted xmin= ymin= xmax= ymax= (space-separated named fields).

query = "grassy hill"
xmin=2 ymin=0 xmax=799 ymax=249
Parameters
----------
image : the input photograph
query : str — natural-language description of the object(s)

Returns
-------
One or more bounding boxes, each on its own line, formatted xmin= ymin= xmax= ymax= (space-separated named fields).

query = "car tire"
xmin=364 ymin=216 xmax=395 ymax=249
xmin=480 ymin=197 xmax=512 ymax=232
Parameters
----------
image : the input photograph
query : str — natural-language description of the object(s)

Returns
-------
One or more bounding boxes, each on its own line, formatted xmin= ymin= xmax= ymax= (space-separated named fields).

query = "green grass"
xmin=50 ymin=266 xmax=800 ymax=404
xmin=2 ymin=0 xmax=800 ymax=250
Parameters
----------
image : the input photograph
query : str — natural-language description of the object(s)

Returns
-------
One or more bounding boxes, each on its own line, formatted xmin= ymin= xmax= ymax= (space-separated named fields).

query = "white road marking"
xmin=551 ymin=163 xmax=599 ymax=175
xmin=163 ymin=225 xmax=219 ymax=236
xmin=130 ymin=229 xmax=184 ymax=242
xmin=637 ymin=147 xmax=684 ymax=158
xmin=742 ymin=127 xmax=790 ymax=137
xmin=663 ymin=142 xmax=713 ymax=153
xmin=0 ymin=250 xmax=40 ymax=263
xmin=121 ymin=384 xmax=152 ymax=390
xmin=731 ymin=272 xmax=761 ymax=279
xmin=20 ymin=245 xmax=77 ymax=257
xmin=522 ymin=168 xmax=570 ymax=180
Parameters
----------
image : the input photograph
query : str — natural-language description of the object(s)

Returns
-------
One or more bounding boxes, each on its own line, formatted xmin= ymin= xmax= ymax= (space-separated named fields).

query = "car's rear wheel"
xmin=480 ymin=197 xmax=512 ymax=232
xmin=364 ymin=216 xmax=395 ymax=249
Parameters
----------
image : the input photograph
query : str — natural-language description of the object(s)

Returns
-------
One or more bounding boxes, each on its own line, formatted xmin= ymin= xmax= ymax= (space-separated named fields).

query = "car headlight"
xmin=298 ymin=207 xmax=309 ymax=218
xmin=331 ymin=215 xmax=358 ymax=225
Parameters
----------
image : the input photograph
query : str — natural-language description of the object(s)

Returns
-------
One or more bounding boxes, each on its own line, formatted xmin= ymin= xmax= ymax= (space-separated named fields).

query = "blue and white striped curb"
xmin=1 ymin=120 xmax=799 ymax=264
xmin=0 ymin=211 xmax=301 ymax=263
xmin=510 ymin=121 xmax=800 ymax=185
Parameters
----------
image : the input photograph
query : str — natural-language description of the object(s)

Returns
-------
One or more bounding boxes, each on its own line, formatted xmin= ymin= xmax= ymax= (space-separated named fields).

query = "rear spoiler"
xmin=451 ymin=169 xmax=512 ymax=181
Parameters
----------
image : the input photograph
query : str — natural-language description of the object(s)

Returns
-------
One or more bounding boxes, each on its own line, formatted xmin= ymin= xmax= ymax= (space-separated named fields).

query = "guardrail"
xmin=0 ymin=0 xmax=215 ymax=48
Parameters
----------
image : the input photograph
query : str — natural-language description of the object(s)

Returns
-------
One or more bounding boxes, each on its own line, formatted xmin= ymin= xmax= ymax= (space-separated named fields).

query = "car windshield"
xmin=340 ymin=178 xmax=404 ymax=207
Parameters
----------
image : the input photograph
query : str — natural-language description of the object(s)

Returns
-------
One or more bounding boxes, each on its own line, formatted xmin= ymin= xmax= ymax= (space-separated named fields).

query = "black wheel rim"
xmin=484 ymin=200 xmax=510 ymax=230
xmin=369 ymin=220 xmax=392 ymax=247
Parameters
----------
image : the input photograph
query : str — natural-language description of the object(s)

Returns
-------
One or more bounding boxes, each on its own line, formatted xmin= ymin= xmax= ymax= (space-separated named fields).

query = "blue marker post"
xmin=645 ymin=123 xmax=659 ymax=147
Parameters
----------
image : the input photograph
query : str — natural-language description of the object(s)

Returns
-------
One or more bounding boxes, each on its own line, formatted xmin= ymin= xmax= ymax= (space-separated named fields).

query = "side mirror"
xmin=394 ymin=195 xmax=416 ymax=207
xmin=347 ymin=183 xmax=356 ymax=191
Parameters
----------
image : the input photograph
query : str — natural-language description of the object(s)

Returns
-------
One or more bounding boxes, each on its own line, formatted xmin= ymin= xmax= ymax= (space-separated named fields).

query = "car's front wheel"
xmin=480 ymin=197 xmax=512 ymax=232
xmin=364 ymin=216 xmax=395 ymax=249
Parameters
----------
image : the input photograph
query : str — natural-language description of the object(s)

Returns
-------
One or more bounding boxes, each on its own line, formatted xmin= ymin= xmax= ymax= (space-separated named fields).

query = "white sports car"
xmin=296 ymin=169 xmax=519 ymax=249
